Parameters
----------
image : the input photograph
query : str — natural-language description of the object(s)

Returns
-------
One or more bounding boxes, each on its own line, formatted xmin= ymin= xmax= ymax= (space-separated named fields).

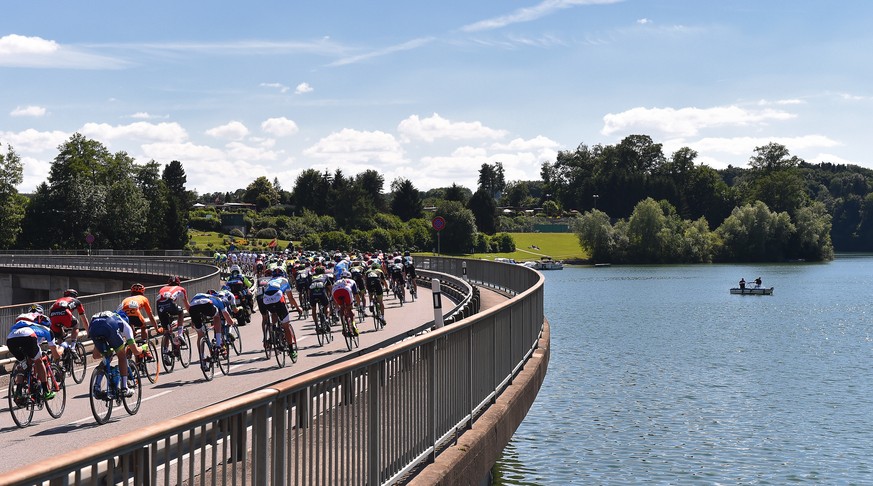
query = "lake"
xmin=494 ymin=256 xmax=873 ymax=484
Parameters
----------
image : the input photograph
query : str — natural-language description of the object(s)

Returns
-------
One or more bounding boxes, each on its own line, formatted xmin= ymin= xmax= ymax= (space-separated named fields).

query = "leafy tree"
xmin=0 ymin=144 xmax=25 ymax=249
xmin=625 ymin=198 xmax=668 ymax=263
xmin=243 ymin=176 xmax=280 ymax=210
xmin=355 ymin=169 xmax=386 ymax=212
xmin=434 ymin=200 xmax=476 ymax=254
xmin=390 ymin=178 xmax=423 ymax=221
xmin=501 ymin=181 xmax=530 ymax=208
xmin=468 ymin=188 xmax=497 ymax=234
xmin=478 ymin=162 xmax=506 ymax=198
xmin=791 ymin=201 xmax=834 ymax=261
xmin=444 ymin=183 xmax=471 ymax=205
xmin=292 ymin=169 xmax=330 ymax=214
xmin=716 ymin=201 xmax=795 ymax=262
xmin=572 ymin=210 xmax=617 ymax=263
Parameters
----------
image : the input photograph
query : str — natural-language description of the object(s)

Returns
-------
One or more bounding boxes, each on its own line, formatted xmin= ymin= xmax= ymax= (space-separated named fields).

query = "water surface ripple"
xmin=494 ymin=258 xmax=873 ymax=484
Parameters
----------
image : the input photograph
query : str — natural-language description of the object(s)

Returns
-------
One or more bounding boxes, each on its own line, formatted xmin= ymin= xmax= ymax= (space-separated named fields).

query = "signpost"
xmin=85 ymin=233 xmax=95 ymax=255
xmin=432 ymin=216 xmax=446 ymax=254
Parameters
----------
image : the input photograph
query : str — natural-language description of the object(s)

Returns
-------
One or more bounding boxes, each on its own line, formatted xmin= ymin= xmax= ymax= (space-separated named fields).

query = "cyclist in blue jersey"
xmin=262 ymin=268 xmax=302 ymax=358
xmin=188 ymin=290 xmax=234 ymax=372
xmin=89 ymin=310 xmax=136 ymax=397
xmin=6 ymin=307 xmax=57 ymax=400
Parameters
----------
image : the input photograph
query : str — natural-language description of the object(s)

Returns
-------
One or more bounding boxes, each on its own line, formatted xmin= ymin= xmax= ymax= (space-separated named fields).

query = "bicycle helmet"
xmin=63 ymin=288 xmax=79 ymax=298
xmin=29 ymin=303 xmax=44 ymax=314
xmin=168 ymin=276 xmax=181 ymax=286
xmin=342 ymin=271 xmax=352 ymax=278
xmin=229 ymin=264 xmax=241 ymax=275
xmin=272 ymin=267 xmax=285 ymax=277
xmin=206 ymin=289 xmax=217 ymax=295
xmin=131 ymin=283 xmax=145 ymax=295
xmin=371 ymin=262 xmax=380 ymax=269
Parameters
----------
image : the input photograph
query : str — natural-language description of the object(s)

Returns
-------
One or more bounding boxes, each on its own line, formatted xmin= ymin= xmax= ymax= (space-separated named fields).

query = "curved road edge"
xmin=409 ymin=317 xmax=551 ymax=485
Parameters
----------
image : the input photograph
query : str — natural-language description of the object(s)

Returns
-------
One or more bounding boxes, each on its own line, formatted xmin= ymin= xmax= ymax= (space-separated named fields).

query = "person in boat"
xmin=739 ymin=278 xmax=746 ymax=290
xmin=754 ymin=277 xmax=762 ymax=288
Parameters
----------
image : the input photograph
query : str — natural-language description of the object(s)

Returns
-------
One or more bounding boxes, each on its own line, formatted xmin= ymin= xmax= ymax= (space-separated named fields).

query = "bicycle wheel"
xmin=8 ymin=366 xmax=34 ymax=428
xmin=45 ymin=364 xmax=67 ymax=419
xmin=123 ymin=366 xmax=142 ymax=416
xmin=228 ymin=325 xmax=242 ymax=356
xmin=200 ymin=338 xmax=214 ymax=381
xmin=71 ymin=342 xmax=87 ymax=384
xmin=141 ymin=336 xmax=159 ymax=384
xmin=316 ymin=312 xmax=327 ymax=347
xmin=217 ymin=342 xmax=231 ymax=376
xmin=89 ymin=367 xmax=112 ymax=425
xmin=273 ymin=326 xmax=286 ymax=368
xmin=178 ymin=331 xmax=192 ymax=368
xmin=343 ymin=317 xmax=354 ymax=351
xmin=162 ymin=335 xmax=176 ymax=373
xmin=263 ymin=325 xmax=272 ymax=360
xmin=288 ymin=326 xmax=298 ymax=364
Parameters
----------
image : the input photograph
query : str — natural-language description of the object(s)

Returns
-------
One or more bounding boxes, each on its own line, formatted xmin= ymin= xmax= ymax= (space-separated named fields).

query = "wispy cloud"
xmin=328 ymin=37 xmax=435 ymax=66
xmin=0 ymin=34 xmax=128 ymax=69
xmin=260 ymin=82 xmax=290 ymax=94
xmin=462 ymin=0 xmax=622 ymax=33
xmin=602 ymin=105 xmax=797 ymax=137
xmin=10 ymin=105 xmax=46 ymax=117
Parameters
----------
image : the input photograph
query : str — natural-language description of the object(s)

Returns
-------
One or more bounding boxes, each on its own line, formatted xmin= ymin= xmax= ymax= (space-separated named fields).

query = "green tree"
xmin=292 ymin=169 xmax=330 ymax=214
xmin=390 ymin=178 xmax=423 ymax=221
xmin=355 ymin=169 xmax=386 ymax=212
xmin=791 ymin=202 xmax=834 ymax=261
xmin=625 ymin=198 xmax=668 ymax=262
xmin=468 ymin=188 xmax=497 ymax=234
xmin=572 ymin=210 xmax=617 ymax=263
xmin=716 ymin=201 xmax=795 ymax=262
xmin=0 ymin=144 xmax=26 ymax=249
xmin=434 ymin=200 xmax=476 ymax=254
xmin=478 ymin=162 xmax=506 ymax=198
xmin=244 ymin=176 xmax=280 ymax=210
xmin=444 ymin=183 xmax=471 ymax=205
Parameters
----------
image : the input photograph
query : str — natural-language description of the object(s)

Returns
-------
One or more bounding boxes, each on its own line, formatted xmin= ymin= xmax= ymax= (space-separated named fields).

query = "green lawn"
xmin=467 ymin=232 xmax=587 ymax=262
xmin=187 ymin=231 xmax=292 ymax=254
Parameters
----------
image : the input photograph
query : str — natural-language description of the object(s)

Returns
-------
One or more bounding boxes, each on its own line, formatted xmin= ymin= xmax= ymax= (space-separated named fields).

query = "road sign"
xmin=432 ymin=216 xmax=446 ymax=232
xmin=85 ymin=234 xmax=95 ymax=245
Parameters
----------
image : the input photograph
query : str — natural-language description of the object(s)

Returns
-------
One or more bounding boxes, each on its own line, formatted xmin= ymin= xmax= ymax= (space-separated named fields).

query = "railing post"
xmin=368 ymin=362 xmax=382 ymax=485
xmin=432 ymin=278 xmax=444 ymax=329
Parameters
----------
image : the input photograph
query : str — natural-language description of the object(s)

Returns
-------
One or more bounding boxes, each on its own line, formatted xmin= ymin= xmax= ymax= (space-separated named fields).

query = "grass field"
xmin=466 ymin=232 xmax=586 ymax=261
xmin=189 ymin=230 xmax=586 ymax=262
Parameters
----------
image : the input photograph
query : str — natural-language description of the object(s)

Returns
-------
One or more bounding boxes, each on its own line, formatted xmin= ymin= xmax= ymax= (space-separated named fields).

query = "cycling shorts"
xmin=129 ymin=315 xmax=145 ymax=329
xmin=333 ymin=288 xmax=353 ymax=307
xmin=49 ymin=309 xmax=77 ymax=334
xmin=7 ymin=336 xmax=40 ymax=361
xmin=89 ymin=318 xmax=132 ymax=354
xmin=157 ymin=303 xmax=184 ymax=328
xmin=310 ymin=294 xmax=329 ymax=308
xmin=264 ymin=300 xmax=290 ymax=323
xmin=189 ymin=302 xmax=217 ymax=331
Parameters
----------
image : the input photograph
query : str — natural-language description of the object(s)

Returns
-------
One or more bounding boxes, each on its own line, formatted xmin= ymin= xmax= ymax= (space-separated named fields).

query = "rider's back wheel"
xmin=217 ymin=342 xmax=231 ymax=376
xmin=228 ymin=325 xmax=242 ymax=356
xmin=45 ymin=363 xmax=66 ymax=419
xmin=288 ymin=326 xmax=298 ymax=364
xmin=89 ymin=367 xmax=113 ymax=425
xmin=163 ymin=335 xmax=176 ymax=373
xmin=178 ymin=331 xmax=192 ymax=368
xmin=123 ymin=366 xmax=142 ymax=415
xmin=70 ymin=342 xmax=87 ymax=384
xmin=141 ymin=335 xmax=159 ymax=384
xmin=273 ymin=326 xmax=286 ymax=368
xmin=8 ymin=366 xmax=34 ymax=428
xmin=200 ymin=338 xmax=214 ymax=381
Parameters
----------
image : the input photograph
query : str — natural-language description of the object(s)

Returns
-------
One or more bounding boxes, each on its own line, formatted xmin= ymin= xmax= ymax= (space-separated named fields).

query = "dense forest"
xmin=1 ymin=132 xmax=871 ymax=261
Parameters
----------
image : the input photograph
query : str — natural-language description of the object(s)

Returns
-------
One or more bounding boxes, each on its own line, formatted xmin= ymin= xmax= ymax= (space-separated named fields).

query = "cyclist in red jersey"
xmin=48 ymin=289 xmax=88 ymax=361
xmin=155 ymin=276 xmax=190 ymax=360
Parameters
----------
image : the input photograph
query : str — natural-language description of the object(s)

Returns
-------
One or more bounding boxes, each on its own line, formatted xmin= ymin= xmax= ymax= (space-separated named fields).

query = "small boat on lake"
xmin=730 ymin=287 xmax=774 ymax=295
xmin=533 ymin=257 xmax=564 ymax=270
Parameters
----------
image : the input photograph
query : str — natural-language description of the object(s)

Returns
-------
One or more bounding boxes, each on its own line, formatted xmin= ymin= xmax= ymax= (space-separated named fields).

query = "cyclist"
xmin=120 ymin=284 xmax=161 ymax=359
xmin=403 ymin=251 xmax=418 ymax=296
xmin=254 ymin=266 xmax=274 ymax=350
xmin=366 ymin=261 xmax=388 ymax=326
xmin=155 ymin=276 xmax=190 ymax=365
xmin=89 ymin=310 xmax=136 ymax=397
xmin=388 ymin=257 xmax=406 ymax=296
xmin=262 ymin=268 xmax=300 ymax=359
xmin=332 ymin=271 xmax=359 ymax=336
xmin=349 ymin=259 xmax=368 ymax=313
xmin=226 ymin=265 xmax=254 ymax=314
xmin=188 ymin=290 xmax=234 ymax=372
xmin=48 ymin=289 xmax=88 ymax=362
xmin=6 ymin=307 xmax=57 ymax=400
xmin=308 ymin=266 xmax=332 ymax=331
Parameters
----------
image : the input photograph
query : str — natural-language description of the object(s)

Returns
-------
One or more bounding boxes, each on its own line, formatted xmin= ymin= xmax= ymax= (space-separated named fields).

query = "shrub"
xmin=256 ymin=228 xmax=278 ymax=239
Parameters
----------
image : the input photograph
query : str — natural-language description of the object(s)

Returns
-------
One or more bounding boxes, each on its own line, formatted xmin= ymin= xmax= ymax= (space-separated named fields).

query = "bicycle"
xmin=264 ymin=314 xmax=298 ymax=368
xmin=392 ymin=279 xmax=406 ymax=306
xmin=406 ymin=278 xmax=417 ymax=301
xmin=224 ymin=316 xmax=242 ymax=357
xmin=339 ymin=306 xmax=360 ymax=352
xmin=7 ymin=352 xmax=66 ymax=428
xmin=58 ymin=329 xmax=87 ymax=384
xmin=356 ymin=299 xmax=367 ymax=324
xmin=314 ymin=304 xmax=334 ymax=347
xmin=89 ymin=350 xmax=141 ymax=425
xmin=160 ymin=325 xmax=192 ymax=373
xmin=371 ymin=298 xmax=386 ymax=331
xmin=298 ymin=290 xmax=311 ymax=319
xmin=127 ymin=333 xmax=160 ymax=384
xmin=202 ymin=324 xmax=231 ymax=378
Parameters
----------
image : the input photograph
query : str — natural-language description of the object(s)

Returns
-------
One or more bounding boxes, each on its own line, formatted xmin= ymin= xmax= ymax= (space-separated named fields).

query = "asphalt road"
xmin=0 ymin=288 xmax=437 ymax=473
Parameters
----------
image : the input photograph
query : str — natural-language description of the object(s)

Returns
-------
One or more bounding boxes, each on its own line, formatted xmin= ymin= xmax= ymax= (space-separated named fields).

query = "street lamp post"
xmin=593 ymin=194 xmax=599 ymax=210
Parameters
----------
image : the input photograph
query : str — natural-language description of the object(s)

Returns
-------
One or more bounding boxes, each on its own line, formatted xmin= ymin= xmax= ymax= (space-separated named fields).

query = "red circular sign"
xmin=85 ymin=234 xmax=95 ymax=245
xmin=432 ymin=216 xmax=446 ymax=231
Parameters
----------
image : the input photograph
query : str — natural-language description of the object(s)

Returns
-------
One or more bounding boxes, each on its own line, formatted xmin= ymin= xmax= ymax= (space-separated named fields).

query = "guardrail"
xmin=0 ymin=256 xmax=544 ymax=486
xmin=0 ymin=256 xmax=221 ymax=368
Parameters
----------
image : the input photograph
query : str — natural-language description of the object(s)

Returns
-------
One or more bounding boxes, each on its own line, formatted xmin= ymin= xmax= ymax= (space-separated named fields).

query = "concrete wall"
xmin=0 ymin=270 xmax=165 ymax=307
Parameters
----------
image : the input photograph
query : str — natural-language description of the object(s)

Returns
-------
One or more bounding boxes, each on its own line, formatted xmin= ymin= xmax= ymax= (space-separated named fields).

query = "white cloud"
xmin=303 ymin=128 xmax=407 ymax=165
xmin=601 ymin=105 xmax=797 ymax=137
xmin=637 ymin=18 xmax=651 ymax=25
xmin=462 ymin=0 xmax=621 ymax=32
xmin=129 ymin=112 xmax=168 ymax=120
xmin=261 ymin=117 xmax=299 ymax=137
xmin=398 ymin=113 xmax=508 ymax=143
xmin=20 ymin=156 xmax=51 ymax=193
xmin=0 ymin=128 xmax=70 ymax=153
xmin=10 ymin=105 xmax=47 ymax=117
xmin=225 ymin=141 xmax=281 ymax=161
xmin=80 ymin=121 xmax=188 ymax=144
xmin=260 ymin=82 xmax=290 ymax=93
xmin=295 ymin=82 xmax=313 ymax=94
xmin=0 ymin=34 xmax=126 ymax=69
xmin=490 ymin=135 xmax=560 ymax=152
xmin=205 ymin=121 xmax=249 ymax=140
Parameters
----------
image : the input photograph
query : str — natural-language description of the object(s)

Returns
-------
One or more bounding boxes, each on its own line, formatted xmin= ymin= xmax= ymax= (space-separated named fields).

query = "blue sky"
xmin=2 ymin=1 xmax=872 ymax=196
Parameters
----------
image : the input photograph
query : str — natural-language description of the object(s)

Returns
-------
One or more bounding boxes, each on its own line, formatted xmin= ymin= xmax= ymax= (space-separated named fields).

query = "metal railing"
xmin=0 ymin=255 xmax=220 ymax=339
xmin=0 ymin=256 xmax=544 ymax=486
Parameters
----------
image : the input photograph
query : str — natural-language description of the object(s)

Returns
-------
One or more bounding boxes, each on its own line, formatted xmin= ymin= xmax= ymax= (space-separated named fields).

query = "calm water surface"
xmin=494 ymin=256 xmax=873 ymax=484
